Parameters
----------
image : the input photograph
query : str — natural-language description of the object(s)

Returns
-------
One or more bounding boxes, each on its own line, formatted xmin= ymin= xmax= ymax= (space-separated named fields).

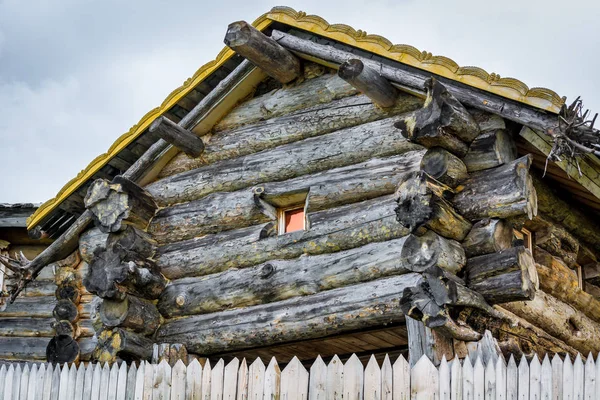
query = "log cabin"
xmin=2 ymin=6 xmax=600 ymax=366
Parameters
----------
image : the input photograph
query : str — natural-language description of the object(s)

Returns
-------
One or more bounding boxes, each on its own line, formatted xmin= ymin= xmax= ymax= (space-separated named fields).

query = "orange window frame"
xmin=277 ymin=206 xmax=306 ymax=234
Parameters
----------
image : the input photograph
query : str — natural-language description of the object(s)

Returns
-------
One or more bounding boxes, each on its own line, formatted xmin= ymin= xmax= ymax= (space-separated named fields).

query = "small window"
xmin=278 ymin=206 xmax=306 ymax=234
xmin=514 ymin=228 xmax=533 ymax=251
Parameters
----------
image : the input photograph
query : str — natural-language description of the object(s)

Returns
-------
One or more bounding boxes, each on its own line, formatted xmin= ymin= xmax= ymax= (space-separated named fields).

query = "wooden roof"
xmin=28 ymin=6 xmax=596 ymax=234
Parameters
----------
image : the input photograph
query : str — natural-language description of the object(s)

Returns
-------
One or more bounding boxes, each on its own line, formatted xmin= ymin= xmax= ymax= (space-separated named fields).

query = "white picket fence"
xmin=0 ymin=352 xmax=599 ymax=400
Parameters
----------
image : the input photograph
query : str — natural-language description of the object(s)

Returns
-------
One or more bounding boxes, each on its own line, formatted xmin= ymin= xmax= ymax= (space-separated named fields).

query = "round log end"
xmin=47 ymin=335 xmax=80 ymax=364
xmin=149 ymin=116 xmax=167 ymax=133
xmin=224 ymin=20 xmax=251 ymax=47
xmin=338 ymin=59 xmax=364 ymax=80
xmin=100 ymin=297 xmax=130 ymax=327
xmin=53 ymin=299 xmax=79 ymax=323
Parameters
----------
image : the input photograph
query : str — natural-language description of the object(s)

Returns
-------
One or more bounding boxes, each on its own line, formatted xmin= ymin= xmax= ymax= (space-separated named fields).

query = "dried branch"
xmin=545 ymin=97 xmax=600 ymax=175
xmin=0 ymin=252 xmax=33 ymax=302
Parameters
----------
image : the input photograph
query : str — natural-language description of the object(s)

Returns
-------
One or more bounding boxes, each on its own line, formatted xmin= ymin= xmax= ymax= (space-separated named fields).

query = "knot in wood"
xmin=176 ymin=295 xmax=186 ymax=307
xmin=253 ymin=186 xmax=265 ymax=196
xmin=260 ymin=263 xmax=275 ymax=279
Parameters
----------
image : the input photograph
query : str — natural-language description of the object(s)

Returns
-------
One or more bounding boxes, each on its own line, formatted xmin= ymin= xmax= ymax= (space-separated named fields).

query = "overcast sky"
xmin=1 ymin=0 xmax=598 ymax=203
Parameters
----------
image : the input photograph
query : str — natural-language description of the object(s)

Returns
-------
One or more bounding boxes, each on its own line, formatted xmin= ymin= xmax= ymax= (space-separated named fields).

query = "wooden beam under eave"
xmin=338 ymin=59 xmax=398 ymax=108
xmin=149 ymin=116 xmax=204 ymax=157
xmin=224 ymin=21 xmax=301 ymax=83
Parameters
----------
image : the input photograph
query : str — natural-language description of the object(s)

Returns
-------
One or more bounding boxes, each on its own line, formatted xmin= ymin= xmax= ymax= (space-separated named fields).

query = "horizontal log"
xmin=146 ymin=116 xmax=423 ymax=205
xmin=420 ymin=147 xmax=468 ymax=187
xmin=156 ymin=273 xmax=421 ymax=354
xmin=394 ymin=171 xmax=472 ymax=241
xmin=93 ymin=328 xmax=154 ymax=363
xmin=401 ymin=231 xmax=466 ymax=275
xmin=462 ymin=219 xmax=513 ymax=257
xmin=149 ymin=116 xmax=205 ymax=157
xmin=0 ymin=337 xmax=49 ymax=361
xmin=468 ymin=109 xmax=506 ymax=132
xmin=338 ymin=59 xmax=398 ymax=107
xmin=502 ymin=290 xmax=600 ymax=355
xmin=156 ymin=195 xmax=409 ymax=279
xmin=224 ymin=20 xmax=301 ymax=83
xmin=213 ymin=72 xmax=356 ymax=132
xmin=0 ymin=296 xmax=57 ymax=318
xmin=462 ymin=129 xmax=517 ymax=172
xmin=84 ymin=177 xmax=157 ymax=232
xmin=453 ymin=155 xmax=537 ymax=220
xmin=100 ymin=295 xmax=161 ymax=335
xmin=158 ymin=237 xmax=422 ymax=317
xmin=535 ymin=246 xmax=600 ymax=324
xmin=150 ymin=151 xmax=424 ymax=244
xmin=465 ymin=246 xmax=537 ymax=304
xmin=395 ymin=79 xmax=479 ymax=156
xmin=79 ymin=336 xmax=98 ymax=361
xmin=4 ymin=279 xmax=56 ymax=297
xmin=0 ymin=317 xmax=55 ymax=337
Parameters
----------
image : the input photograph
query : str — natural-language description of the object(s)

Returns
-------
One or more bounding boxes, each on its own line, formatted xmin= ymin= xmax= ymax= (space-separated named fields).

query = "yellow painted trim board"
xmin=29 ymin=6 xmax=569 ymax=229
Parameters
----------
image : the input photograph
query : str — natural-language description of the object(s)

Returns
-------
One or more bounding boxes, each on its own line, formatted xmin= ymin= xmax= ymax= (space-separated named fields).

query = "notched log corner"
xmin=394 ymin=171 xmax=471 ymax=241
xmin=93 ymin=328 xmax=154 ymax=363
xmin=394 ymin=78 xmax=479 ymax=156
xmin=47 ymin=334 xmax=80 ymax=364
xmin=84 ymin=176 xmax=157 ymax=233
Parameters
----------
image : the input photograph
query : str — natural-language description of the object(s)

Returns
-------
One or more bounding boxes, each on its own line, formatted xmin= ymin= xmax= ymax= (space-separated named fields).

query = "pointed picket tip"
xmin=507 ymin=354 xmax=517 ymax=367
xmin=249 ymin=357 xmax=264 ymax=369
xmin=564 ymin=353 xmax=572 ymax=364
xmin=214 ymin=358 xmax=225 ymax=369
xmin=366 ymin=354 xmax=379 ymax=369
xmin=311 ymin=355 xmax=326 ymax=372
xmin=227 ymin=357 xmax=240 ymax=369
xmin=329 ymin=354 xmax=342 ymax=367
xmin=414 ymin=354 xmax=435 ymax=370
xmin=574 ymin=353 xmax=583 ymax=366
xmin=551 ymin=353 xmax=562 ymax=365
xmin=174 ymin=359 xmax=186 ymax=370
xmin=189 ymin=358 xmax=201 ymax=369
xmin=474 ymin=356 xmax=483 ymax=368
xmin=463 ymin=354 xmax=472 ymax=367
xmin=346 ymin=354 xmax=361 ymax=365
xmin=530 ymin=354 xmax=540 ymax=367
xmin=267 ymin=357 xmax=279 ymax=369
xmin=441 ymin=355 xmax=447 ymax=364
xmin=159 ymin=358 xmax=171 ymax=368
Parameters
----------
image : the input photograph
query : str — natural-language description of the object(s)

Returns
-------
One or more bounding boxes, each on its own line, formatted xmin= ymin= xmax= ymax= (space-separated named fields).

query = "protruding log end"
xmin=462 ymin=219 xmax=513 ymax=257
xmin=149 ymin=116 xmax=205 ymax=157
xmin=53 ymin=299 xmax=78 ymax=323
xmin=93 ymin=328 xmax=154 ymax=363
xmin=338 ymin=59 xmax=398 ymax=108
xmin=224 ymin=20 xmax=301 ymax=83
xmin=27 ymin=225 xmax=48 ymax=240
xmin=421 ymin=147 xmax=468 ymax=188
xmin=100 ymin=296 xmax=161 ymax=336
xmin=47 ymin=335 xmax=80 ymax=364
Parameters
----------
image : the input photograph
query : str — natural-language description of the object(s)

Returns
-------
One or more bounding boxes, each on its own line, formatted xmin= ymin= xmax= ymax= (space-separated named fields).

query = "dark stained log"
xmin=52 ymin=320 xmax=77 ymax=338
xmin=27 ymin=226 xmax=47 ymax=240
xmin=149 ymin=116 xmax=205 ymax=157
xmin=224 ymin=21 xmax=301 ymax=83
xmin=146 ymin=117 xmax=423 ymax=206
xmin=465 ymin=246 xmax=538 ymax=304
xmin=79 ymin=227 xmax=108 ymax=263
xmin=93 ymin=328 xmax=154 ymax=363
xmin=0 ymin=317 xmax=55 ymax=337
xmin=53 ymin=299 xmax=78 ymax=323
xmin=338 ymin=59 xmax=398 ymax=108
xmin=157 ymin=196 xmax=409 ymax=279
xmin=158 ymin=237 xmax=418 ymax=317
xmin=394 ymin=171 xmax=472 ymax=241
xmin=535 ymin=247 xmax=600 ymax=324
xmin=421 ymin=147 xmax=468 ymax=187
xmin=213 ymin=72 xmax=357 ymax=133
xmin=405 ymin=316 xmax=454 ymax=366
xmin=453 ymin=155 xmax=537 ymax=220
xmin=399 ymin=266 xmax=501 ymax=341
xmin=84 ymin=227 xmax=165 ymax=300
xmin=55 ymin=283 xmax=81 ymax=303
xmin=162 ymin=94 xmax=422 ymax=178
xmin=462 ymin=129 xmax=517 ymax=172
xmin=84 ymin=176 xmax=157 ymax=233
xmin=0 ymin=296 xmax=57 ymax=318
xmin=156 ymin=273 xmax=421 ymax=354
xmin=46 ymin=335 xmax=80 ymax=364
xmin=584 ymin=263 xmax=600 ymax=287
xmin=462 ymin=219 xmax=513 ymax=257
xmin=151 ymin=151 xmax=424 ymax=244
xmin=534 ymin=221 xmax=579 ymax=268
xmin=401 ymin=231 xmax=466 ymax=275
xmin=394 ymin=79 xmax=479 ymax=156
xmin=502 ymin=290 xmax=600 ymax=355
xmin=468 ymin=109 xmax=506 ymax=132
xmin=271 ymin=30 xmax=562 ymax=134
xmin=99 ymin=295 xmax=161 ymax=335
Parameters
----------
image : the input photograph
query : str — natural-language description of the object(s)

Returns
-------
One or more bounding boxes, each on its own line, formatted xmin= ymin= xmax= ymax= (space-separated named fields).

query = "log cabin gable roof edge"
xmin=27 ymin=6 xmax=571 ymax=231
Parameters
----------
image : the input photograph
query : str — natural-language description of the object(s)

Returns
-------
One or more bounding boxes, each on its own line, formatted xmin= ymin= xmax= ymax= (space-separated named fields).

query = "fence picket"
xmin=382 ymin=355 xmax=393 ymax=400
xmin=247 ymin=359 xmax=263 ymax=400
xmin=27 ymin=364 xmax=38 ymax=400
xmin=35 ymin=364 xmax=46 ymax=400
xmin=19 ymin=364 xmax=30 ymax=400
xmin=327 ymin=355 xmax=344 ymax=400
xmin=573 ymin=355 xmax=583 ymax=400
xmin=263 ymin=358 xmax=280 ymax=400
xmin=530 ymin=356 xmax=541 ymax=400
xmin=74 ymin=364 xmax=85 ymax=400
xmin=540 ymin=356 xmax=552 ymax=400
xmin=506 ymin=356 xmax=517 ymax=400
xmin=116 ymin=362 xmax=127 ymax=400
xmin=412 ymin=355 xmax=438 ymax=400
xmin=82 ymin=364 xmax=94 ymax=400
xmin=135 ymin=362 xmax=146 ymax=400
xmin=0 ymin=364 xmax=6 ymax=400
xmin=5 ymin=364 xmax=15 ymax=400
xmin=58 ymin=365 xmax=70 ymax=400
xmin=42 ymin=364 xmax=53 ymax=400
xmin=551 ymin=355 xmax=563 ymax=400
xmin=170 ymin=360 xmax=186 ymax=400
xmin=14 ymin=364 xmax=22 ymax=400
xmin=50 ymin=365 xmax=60 ymax=400
xmin=108 ymin=363 xmax=119 ymax=400
xmin=451 ymin=356 xmax=462 ymax=400
xmin=343 ymin=355 xmax=363 ymax=400
xmin=496 ymin=356 xmax=506 ymax=400
xmin=438 ymin=357 xmax=450 ymax=400
xmin=223 ymin=358 xmax=240 ymax=400
xmin=309 ymin=356 xmax=327 ymax=400
xmin=280 ymin=357 xmax=308 ymax=400
xmin=364 ymin=355 xmax=381 ymax=400
xmin=474 ymin=357 xmax=484 ymax=400
xmin=187 ymin=359 xmax=203 ymax=400
xmin=236 ymin=359 xmax=247 ymax=400
xmin=596 ymin=354 xmax=600 ymax=400
xmin=91 ymin=364 xmax=102 ymax=400
xmin=583 ymin=354 xmax=595 ymax=400
xmin=484 ymin=355 xmax=496 ymax=400
xmin=125 ymin=364 xmax=137 ymax=400
xmin=563 ymin=355 xmax=574 ymax=400
xmin=518 ymin=356 xmax=529 ymax=400
xmin=153 ymin=359 xmax=172 ymax=400
xmin=463 ymin=356 xmax=474 ymax=400
xmin=210 ymin=360 xmax=224 ymax=400
xmin=201 ymin=361 xmax=212 ymax=400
